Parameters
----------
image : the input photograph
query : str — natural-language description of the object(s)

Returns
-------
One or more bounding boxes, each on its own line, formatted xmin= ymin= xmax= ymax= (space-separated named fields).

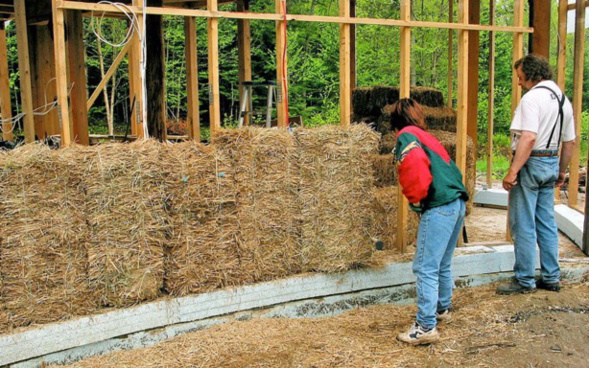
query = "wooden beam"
xmin=0 ymin=21 xmax=13 ymax=141
xmin=350 ymin=0 xmax=356 ymax=118
xmin=129 ymin=0 xmax=145 ymax=138
xmin=237 ymin=0 xmax=251 ymax=127
xmin=67 ymin=10 xmax=89 ymax=145
xmin=14 ymin=0 xmax=35 ymax=143
xmin=208 ymin=0 xmax=221 ymax=133
xmin=555 ymin=0 xmax=568 ymax=201
xmin=275 ymin=0 xmax=288 ymax=127
xmin=184 ymin=16 xmax=200 ymax=140
xmin=456 ymin=0 xmax=469 ymax=177
xmin=87 ymin=42 xmax=131 ymax=111
xmin=59 ymin=2 xmax=535 ymax=33
xmin=339 ymin=0 xmax=351 ymax=126
xmin=486 ymin=0 xmax=496 ymax=189
xmin=529 ymin=0 xmax=551 ymax=57
xmin=447 ymin=0 xmax=453 ymax=108
xmin=396 ymin=0 xmax=411 ymax=253
xmin=467 ymin=0 xmax=479 ymax=151
xmin=507 ymin=0 xmax=525 ymax=241
xmin=569 ymin=0 xmax=585 ymax=208
xmin=568 ymin=1 xmax=589 ymax=10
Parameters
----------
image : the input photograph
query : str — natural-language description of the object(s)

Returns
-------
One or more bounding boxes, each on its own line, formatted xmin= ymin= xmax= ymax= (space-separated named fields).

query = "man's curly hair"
xmin=514 ymin=54 xmax=553 ymax=82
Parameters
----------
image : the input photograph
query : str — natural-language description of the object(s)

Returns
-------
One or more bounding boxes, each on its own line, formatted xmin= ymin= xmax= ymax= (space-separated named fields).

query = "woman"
xmin=390 ymin=98 xmax=469 ymax=345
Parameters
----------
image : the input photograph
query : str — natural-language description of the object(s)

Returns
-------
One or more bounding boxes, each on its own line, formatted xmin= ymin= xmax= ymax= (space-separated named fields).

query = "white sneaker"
xmin=397 ymin=322 xmax=439 ymax=345
xmin=436 ymin=309 xmax=452 ymax=322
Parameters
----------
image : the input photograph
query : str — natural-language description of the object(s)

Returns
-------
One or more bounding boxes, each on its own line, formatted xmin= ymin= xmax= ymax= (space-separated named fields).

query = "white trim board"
xmin=1 ymin=245 xmax=518 ymax=366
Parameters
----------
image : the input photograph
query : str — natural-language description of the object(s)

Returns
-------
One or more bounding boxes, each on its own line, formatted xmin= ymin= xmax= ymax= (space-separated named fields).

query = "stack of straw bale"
xmin=296 ymin=125 xmax=380 ymax=272
xmin=372 ymin=186 xmax=420 ymax=250
xmin=82 ymin=141 xmax=169 ymax=307
xmin=213 ymin=128 xmax=301 ymax=284
xmin=371 ymin=154 xmax=396 ymax=187
xmin=0 ymin=144 xmax=94 ymax=330
xmin=163 ymin=141 xmax=241 ymax=296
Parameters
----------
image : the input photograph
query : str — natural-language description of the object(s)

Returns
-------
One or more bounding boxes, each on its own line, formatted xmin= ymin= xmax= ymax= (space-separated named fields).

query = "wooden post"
xmin=486 ymin=0 xmax=496 ymax=189
xmin=67 ymin=10 xmax=89 ymax=145
xmin=568 ymin=0 xmax=585 ymax=209
xmin=339 ymin=0 xmax=351 ymax=126
xmin=467 ymin=0 xmax=479 ymax=149
xmin=447 ymin=0 xmax=454 ymax=108
xmin=529 ymin=0 xmax=551 ymax=58
xmin=146 ymin=0 xmax=166 ymax=141
xmin=129 ymin=0 xmax=145 ymax=138
xmin=396 ymin=0 xmax=411 ymax=253
xmin=14 ymin=0 xmax=36 ymax=143
xmin=350 ymin=0 xmax=356 ymax=117
xmin=507 ymin=0 xmax=525 ymax=241
xmin=555 ymin=0 xmax=567 ymax=201
xmin=185 ymin=16 xmax=200 ymax=140
xmin=275 ymin=0 xmax=288 ymax=127
xmin=237 ymin=0 xmax=251 ymax=127
xmin=456 ymin=0 xmax=469 ymax=177
xmin=0 ymin=21 xmax=13 ymax=141
xmin=208 ymin=0 xmax=221 ymax=134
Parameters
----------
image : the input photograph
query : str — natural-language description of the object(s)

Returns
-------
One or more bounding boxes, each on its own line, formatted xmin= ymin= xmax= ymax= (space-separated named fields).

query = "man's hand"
xmin=503 ymin=171 xmax=518 ymax=191
xmin=555 ymin=171 xmax=566 ymax=188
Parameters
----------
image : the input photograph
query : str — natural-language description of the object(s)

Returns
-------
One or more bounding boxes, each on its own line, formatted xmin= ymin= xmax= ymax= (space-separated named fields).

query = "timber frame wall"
xmin=0 ymin=0 xmax=587 ymax=253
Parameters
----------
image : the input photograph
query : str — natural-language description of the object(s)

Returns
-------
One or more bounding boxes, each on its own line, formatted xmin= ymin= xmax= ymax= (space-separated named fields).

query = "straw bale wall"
xmin=0 ymin=125 xmax=382 ymax=332
xmin=372 ymin=187 xmax=420 ymax=250
xmin=296 ymin=125 xmax=380 ymax=272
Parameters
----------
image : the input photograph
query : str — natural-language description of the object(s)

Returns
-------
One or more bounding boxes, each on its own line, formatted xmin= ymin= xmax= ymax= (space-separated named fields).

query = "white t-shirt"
xmin=510 ymin=80 xmax=575 ymax=151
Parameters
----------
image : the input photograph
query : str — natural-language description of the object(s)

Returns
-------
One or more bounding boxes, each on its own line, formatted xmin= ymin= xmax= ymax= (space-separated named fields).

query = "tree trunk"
xmin=146 ymin=0 xmax=166 ymax=140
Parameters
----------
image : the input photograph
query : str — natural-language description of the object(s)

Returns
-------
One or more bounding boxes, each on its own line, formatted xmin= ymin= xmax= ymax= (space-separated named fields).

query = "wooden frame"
xmin=0 ymin=21 xmax=12 ymax=141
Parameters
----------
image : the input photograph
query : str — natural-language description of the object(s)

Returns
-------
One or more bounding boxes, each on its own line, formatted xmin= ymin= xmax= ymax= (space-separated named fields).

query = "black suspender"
xmin=532 ymin=85 xmax=565 ymax=150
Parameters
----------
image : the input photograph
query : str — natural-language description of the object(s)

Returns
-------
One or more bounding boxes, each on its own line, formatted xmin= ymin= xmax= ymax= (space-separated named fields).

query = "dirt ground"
xmin=55 ymin=204 xmax=589 ymax=368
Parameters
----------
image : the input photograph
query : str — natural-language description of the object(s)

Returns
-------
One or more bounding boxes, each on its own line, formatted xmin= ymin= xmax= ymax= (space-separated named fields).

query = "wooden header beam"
xmin=60 ymin=2 xmax=533 ymax=33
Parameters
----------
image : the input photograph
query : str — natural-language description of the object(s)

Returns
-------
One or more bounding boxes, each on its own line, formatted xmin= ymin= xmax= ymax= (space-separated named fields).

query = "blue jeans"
xmin=509 ymin=156 xmax=560 ymax=288
xmin=413 ymin=198 xmax=466 ymax=328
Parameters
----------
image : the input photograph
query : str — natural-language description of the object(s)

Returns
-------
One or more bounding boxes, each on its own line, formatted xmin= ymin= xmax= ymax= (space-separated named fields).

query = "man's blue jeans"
xmin=413 ymin=198 xmax=466 ymax=329
xmin=509 ymin=156 xmax=560 ymax=288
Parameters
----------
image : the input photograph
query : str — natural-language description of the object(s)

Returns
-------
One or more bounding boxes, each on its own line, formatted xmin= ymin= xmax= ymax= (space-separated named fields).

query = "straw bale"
xmin=163 ymin=141 xmax=242 ymax=296
xmin=213 ymin=128 xmax=301 ymax=284
xmin=380 ymin=105 xmax=457 ymax=133
xmin=352 ymin=86 xmax=445 ymax=120
xmin=379 ymin=132 xmax=396 ymax=154
xmin=372 ymin=187 xmax=419 ymax=250
xmin=82 ymin=141 xmax=169 ymax=307
xmin=295 ymin=124 xmax=379 ymax=272
xmin=371 ymin=154 xmax=397 ymax=187
xmin=0 ymin=144 xmax=94 ymax=330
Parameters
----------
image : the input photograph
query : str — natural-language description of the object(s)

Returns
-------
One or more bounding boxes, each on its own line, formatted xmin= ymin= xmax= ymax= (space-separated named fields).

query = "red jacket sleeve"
xmin=397 ymin=146 xmax=432 ymax=205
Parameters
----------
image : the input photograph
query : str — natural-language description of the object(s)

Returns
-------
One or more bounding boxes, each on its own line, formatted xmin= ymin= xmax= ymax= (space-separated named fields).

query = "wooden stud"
xmin=208 ymin=0 xmax=221 ymax=134
xmin=447 ymin=0 xmax=454 ymax=108
xmin=555 ymin=0 xmax=567 ymax=201
xmin=455 ymin=0 xmax=468 ymax=177
xmin=14 ymin=0 xmax=36 ymax=143
xmin=129 ymin=0 xmax=145 ymax=138
xmin=350 ymin=0 xmax=356 ymax=118
xmin=31 ymin=25 xmax=59 ymax=139
xmin=67 ymin=10 xmax=89 ymax=145
xmin=237 ymin=0 xmax=251 ymax=127
xmin=275 ymin=0 xmax=288 ymax=127
xmin=467 ymin=0 xmax=479 ymax=150
xmin=184 ymin=16 xmax=200 ymax=140
xmin=396 ymin=0 xmax=411 ymax=253
xmin=0 ymin=21 xmax=13 ymax=141
xmin=486 ymin=0 xmax=496 ymax=189
xmin=569 ymin=0 xmax=585 ymax=208
xmin=339 ymin=0 xmax=351 ymax=126
xmin=506 ymin=0 xmax=525 ymax=241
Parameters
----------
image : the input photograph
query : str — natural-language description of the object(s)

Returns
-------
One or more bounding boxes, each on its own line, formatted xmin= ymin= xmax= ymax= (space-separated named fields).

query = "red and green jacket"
xmin=393 ymin=126 xmax=469 ymax=213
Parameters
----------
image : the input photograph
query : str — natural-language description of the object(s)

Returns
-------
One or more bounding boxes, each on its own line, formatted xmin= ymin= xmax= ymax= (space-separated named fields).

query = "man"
xmin=497 ymin=54 xmax=575 ymax=295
